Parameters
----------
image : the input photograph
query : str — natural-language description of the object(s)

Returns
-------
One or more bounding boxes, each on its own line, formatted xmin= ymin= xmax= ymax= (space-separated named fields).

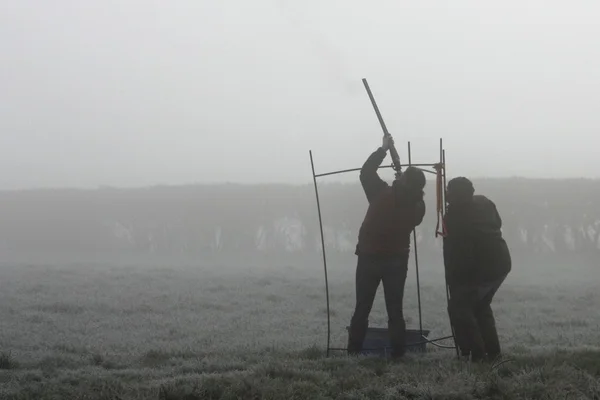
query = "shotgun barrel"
xmin=362 ymin=78 xmax=402 ymax=172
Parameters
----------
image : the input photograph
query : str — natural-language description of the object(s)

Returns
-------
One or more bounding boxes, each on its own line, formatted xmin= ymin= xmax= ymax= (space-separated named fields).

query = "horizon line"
xmin=1 ymin=175 xmax=599 ymax=193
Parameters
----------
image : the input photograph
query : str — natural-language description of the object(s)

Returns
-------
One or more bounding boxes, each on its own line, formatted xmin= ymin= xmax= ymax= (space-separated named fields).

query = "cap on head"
xmin=446 ymin=177 xmax=474 ymax=204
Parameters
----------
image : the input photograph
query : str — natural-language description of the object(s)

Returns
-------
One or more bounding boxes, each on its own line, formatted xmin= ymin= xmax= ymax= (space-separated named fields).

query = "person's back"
xmin=444 ymin=194 xmax=511 ymax=285
xmin=443 ymin=177 xmax=512 ymax=362
xmin=356 ymin=183 xmax=424 ymax=256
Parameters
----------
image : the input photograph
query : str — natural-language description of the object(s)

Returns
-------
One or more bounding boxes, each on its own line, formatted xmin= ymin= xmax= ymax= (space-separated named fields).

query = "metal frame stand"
xmin=309 ymin=138 xmax=458 ymax=357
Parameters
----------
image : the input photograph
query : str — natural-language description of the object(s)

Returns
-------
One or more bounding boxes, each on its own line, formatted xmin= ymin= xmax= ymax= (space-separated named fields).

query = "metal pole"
xmin=408 ymin=141 xmax=423 ymax=338
xmin=309 ymin=150 xmax=331 ymax=357
xmin=442 ymin=149 xmax=448 ymax=215
xmin=439 ymin=140 xmax=459 ymax=357
xmin=315 ymin=164 xmax=436 ymax=178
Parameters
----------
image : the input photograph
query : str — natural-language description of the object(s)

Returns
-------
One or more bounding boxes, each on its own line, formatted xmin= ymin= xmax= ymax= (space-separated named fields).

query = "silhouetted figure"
xmin=443 ymin=177 xmax=512 ymax=362
xmin=347 ymin=135 xmax=426 ymax=359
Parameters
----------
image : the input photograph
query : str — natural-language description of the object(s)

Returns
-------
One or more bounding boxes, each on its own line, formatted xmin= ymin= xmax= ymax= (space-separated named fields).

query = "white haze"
xmin=1 ymin=0 xmax=599 ymax=189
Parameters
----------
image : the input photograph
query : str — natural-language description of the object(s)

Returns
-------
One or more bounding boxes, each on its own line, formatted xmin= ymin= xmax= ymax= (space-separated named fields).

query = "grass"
xmin=0 ymin=351 xmax=19 ymax=370
xmin=0 ymin=257 xmax=599 ymax=399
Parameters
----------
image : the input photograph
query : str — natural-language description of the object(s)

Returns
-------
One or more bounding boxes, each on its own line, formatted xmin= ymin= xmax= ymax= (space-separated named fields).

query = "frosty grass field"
xmin=0 ymin=256 xmax=599 ymax=399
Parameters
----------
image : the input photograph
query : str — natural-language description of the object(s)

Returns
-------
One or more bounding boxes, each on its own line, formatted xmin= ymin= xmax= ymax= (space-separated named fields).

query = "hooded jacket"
xmin=355 ymin=148 xmax=425 ymax=255
xmin=443 ymin=194 xmax=512 ymax=286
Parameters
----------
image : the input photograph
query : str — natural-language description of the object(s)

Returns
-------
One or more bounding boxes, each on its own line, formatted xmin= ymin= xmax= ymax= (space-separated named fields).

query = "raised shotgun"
xmin=362 ymin=78 xmax=402 ymax=172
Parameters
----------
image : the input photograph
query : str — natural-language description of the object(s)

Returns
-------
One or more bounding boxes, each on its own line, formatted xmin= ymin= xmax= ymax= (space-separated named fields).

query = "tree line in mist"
xmin=0 ymin=178 xmax=598 ymax=261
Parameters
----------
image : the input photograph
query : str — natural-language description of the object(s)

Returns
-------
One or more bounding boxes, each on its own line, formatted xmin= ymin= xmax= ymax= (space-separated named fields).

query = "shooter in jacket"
xmin=443 ymin=177 xmax=512 ymax=362
xmin=347 ymin=135 xmax=426 ymax=359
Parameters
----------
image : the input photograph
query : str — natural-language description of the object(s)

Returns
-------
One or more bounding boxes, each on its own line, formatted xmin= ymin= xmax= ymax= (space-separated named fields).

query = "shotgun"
xmin=362 ymin=78 xmax=402 ymax=172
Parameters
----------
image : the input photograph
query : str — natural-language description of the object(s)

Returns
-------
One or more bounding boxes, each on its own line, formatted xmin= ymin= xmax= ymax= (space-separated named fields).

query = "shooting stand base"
xmin=346 ymin=327 xmax=432 ymax=356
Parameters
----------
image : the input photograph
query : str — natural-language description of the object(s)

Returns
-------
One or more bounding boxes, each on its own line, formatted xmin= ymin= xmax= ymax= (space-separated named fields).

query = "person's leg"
xmin=447 ymin=289 xmax=471 ymax=358
xmin=474 ymin=275 xmax=507 ymax=360
xmin=381 ymin=252 xmax=409 ymax=358
xmin=474 ymin=302 xmax=500 ymax=360
xmin=347 ymin=254 xmax=382 ymax=355
xmin=448 ymin=285 xmax=486 ymax=362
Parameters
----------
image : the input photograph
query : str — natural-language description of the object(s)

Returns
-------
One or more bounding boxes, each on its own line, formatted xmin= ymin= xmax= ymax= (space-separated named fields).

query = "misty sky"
xmin=2 ymin=0 xmax=599 ymax=189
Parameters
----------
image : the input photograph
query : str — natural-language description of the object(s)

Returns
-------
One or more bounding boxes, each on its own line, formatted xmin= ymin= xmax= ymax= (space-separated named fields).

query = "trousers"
xmin=347 ymin=252 xmax=409 ymax=358
xmin=448 ymin=273 xmax=508 ymax=361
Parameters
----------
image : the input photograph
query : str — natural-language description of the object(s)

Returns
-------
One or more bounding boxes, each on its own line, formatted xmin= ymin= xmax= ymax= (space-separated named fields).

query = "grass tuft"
xmin=0 ymin=351 xmax=19 ymax=370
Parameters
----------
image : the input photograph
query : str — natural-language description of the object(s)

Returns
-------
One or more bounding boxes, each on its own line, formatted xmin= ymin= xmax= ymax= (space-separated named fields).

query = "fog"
xmin=3 ymin=4 xmax=600 ymax=398
xmin=2 ymin=0 xmax=600 ymax=190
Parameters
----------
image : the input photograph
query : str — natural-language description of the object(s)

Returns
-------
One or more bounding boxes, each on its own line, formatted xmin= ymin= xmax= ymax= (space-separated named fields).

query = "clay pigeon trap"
xmin=345 ymin=327 xmax=432 ymax=356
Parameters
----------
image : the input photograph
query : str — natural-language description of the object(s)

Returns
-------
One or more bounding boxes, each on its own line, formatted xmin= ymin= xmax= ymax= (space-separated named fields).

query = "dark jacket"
xmin=443 ymin=194 xmax=512 ymax=286
xmin=355 ymin=148 xmax=426 ymax=255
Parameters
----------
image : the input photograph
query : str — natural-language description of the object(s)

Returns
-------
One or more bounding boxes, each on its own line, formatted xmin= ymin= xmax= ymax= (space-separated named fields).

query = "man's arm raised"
xmin=360 ymin=136 xmax=393 ymax=203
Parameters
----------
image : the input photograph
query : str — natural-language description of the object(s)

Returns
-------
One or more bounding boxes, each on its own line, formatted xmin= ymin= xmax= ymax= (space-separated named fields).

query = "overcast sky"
xmin=1 ymin=0 xmax=599 ymax=189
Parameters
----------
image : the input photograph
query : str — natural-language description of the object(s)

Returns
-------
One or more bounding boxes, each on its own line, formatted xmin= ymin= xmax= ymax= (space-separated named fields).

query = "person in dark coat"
xmin=347 ymin=135 xmax=426 ymax=359
xmin=443 ymin=177 xmax=512 ymax=362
